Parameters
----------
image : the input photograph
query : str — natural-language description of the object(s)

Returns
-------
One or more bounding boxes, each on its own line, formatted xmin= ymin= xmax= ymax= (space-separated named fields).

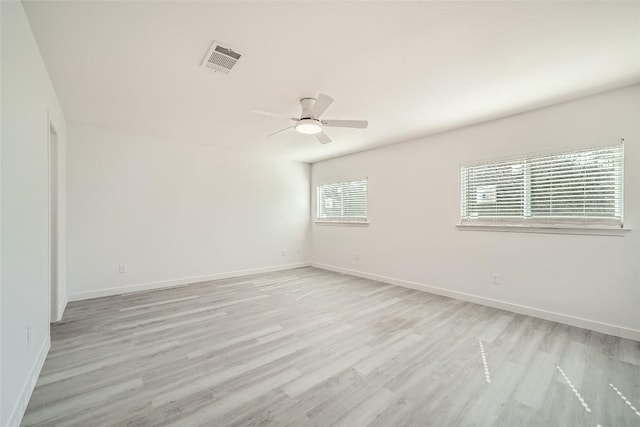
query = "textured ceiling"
xmin=24 ymin=1 xmax=640 ymax=162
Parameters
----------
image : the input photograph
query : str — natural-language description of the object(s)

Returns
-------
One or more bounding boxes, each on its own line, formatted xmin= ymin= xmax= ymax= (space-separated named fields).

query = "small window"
xmin=316 ymin=178 xmax=368 ymax=223
xmin=460 ymin=144 xmax=624 ymax=227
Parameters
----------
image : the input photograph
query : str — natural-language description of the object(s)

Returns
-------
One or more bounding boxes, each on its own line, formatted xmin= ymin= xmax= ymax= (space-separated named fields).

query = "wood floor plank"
xmin=513 ymin=350 xmax=557 ymax=411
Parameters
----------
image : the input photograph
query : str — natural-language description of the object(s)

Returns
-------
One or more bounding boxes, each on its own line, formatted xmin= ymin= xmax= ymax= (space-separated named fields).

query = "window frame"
xmin=315 ymin=178 xmax=369 ymax=225
xmin=458 ymin=142 xmax=626 ymax=234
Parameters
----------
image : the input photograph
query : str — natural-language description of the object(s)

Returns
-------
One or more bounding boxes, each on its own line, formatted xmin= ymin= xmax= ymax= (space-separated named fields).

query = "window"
xmin=460 ymin=144 xmax=623 ymax=227
xmin=316 ymin=178 xmax=368 ymax=223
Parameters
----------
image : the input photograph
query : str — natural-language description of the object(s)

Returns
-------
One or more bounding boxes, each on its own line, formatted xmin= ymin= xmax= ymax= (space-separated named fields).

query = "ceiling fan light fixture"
xmin=255 ymin=94 xmax=368 ymax=144
xmin=295 ymin=119 xmax=323 ymax=135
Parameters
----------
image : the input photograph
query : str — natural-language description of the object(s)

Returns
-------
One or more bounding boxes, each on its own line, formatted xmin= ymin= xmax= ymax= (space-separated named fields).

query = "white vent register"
xmin=201 ymin=42 xmax=241 ymax=74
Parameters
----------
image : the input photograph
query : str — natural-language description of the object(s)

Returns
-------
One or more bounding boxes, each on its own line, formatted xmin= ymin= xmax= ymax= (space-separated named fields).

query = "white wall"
xmin=311 ymin=85 xmax=640 ymax=340
xmin=66 ymin=123 xmax=310 ymax=300
xmin=1 ymin=1 xmax=68 ymax=425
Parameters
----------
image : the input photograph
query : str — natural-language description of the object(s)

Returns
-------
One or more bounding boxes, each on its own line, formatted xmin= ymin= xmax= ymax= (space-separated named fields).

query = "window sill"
xmin=314 ymin=221 xmax=370 ymax=227
xmin=456 ymin=223 xmax=630 ymax=236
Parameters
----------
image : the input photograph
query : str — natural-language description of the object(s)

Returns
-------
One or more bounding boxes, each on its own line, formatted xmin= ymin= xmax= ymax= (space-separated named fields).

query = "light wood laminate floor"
xmin=23 ymin=267 xmax=640 ymax=426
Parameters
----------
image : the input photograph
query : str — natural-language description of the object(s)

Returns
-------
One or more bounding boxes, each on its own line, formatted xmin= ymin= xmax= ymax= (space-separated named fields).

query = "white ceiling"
xmin=24 ymin=1 xmax=640 ymax=163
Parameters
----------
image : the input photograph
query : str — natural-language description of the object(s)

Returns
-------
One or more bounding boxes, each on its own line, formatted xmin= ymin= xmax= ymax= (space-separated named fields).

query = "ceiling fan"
xmin=252 ymin=94 xmax=368 ymax=144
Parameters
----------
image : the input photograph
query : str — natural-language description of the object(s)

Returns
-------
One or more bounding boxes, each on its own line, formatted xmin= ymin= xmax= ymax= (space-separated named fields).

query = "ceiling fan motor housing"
xmin=300 ymin=97 xmax=317 ymax=119
xmin=295 ymin=97 xmax=323 ymax=134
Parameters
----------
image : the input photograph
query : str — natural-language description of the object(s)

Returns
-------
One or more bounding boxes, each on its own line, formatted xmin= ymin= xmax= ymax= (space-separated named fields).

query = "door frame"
xmin=47 ymin=111 xmax=61 ymax=323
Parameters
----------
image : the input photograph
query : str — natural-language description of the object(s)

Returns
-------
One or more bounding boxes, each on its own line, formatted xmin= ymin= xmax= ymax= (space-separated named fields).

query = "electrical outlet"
xmin=26 ymin=326 xmax=31 ymax=345
xmin=281 ymin=249 xmax=286 ymax=257
xmin=355 ymin=252 xmax=360 ymax=261
xmin=296 ymin=249 xmax=301 ymax=256
xmin=492 ymin=273 xmax=500 ymax=285
xmin=118 ymin=264 xmax=128 ymax=273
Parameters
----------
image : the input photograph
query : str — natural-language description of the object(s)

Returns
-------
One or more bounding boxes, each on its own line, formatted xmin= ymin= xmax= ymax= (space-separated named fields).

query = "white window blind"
xmin=460 ymin=144 xmax=623 ymax=226
xmin=316 ymin=178 xmax=368 ymax=222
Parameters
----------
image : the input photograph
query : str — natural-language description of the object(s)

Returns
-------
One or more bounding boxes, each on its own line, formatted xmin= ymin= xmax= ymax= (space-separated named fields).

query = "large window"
xmin=460 ymin=144 xmax=623 ymax=227
xmin=316 ymin=178 xmax=368 ymax=223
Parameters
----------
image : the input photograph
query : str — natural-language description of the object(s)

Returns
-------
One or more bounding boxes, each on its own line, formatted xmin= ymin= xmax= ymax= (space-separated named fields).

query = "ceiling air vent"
xmin=201 ymin=41 xmax=241 ymax=74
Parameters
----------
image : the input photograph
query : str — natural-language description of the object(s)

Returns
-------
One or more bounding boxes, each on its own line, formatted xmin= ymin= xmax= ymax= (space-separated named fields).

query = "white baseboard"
xmin=68 ymin=262 xmax=311 ymax=302
xmin=312 ymin=262 xmax=640 ymax=342
xmin=6 ymin=335 xmax=50 ymax=427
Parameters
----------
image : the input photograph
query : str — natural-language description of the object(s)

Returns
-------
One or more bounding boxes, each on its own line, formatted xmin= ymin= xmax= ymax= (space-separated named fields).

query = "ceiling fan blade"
xmin=315 ymin=131 xmax=332 ymax=144
xmin=321 ymin=119 xmax=368 ymax=129
xmin=252 ymin=110 xmax=297 ymax=120
xmin=309 ymin=94 xmax=334 ymax=118
xmin=267 ymin=126 xmax=294 ymax=138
